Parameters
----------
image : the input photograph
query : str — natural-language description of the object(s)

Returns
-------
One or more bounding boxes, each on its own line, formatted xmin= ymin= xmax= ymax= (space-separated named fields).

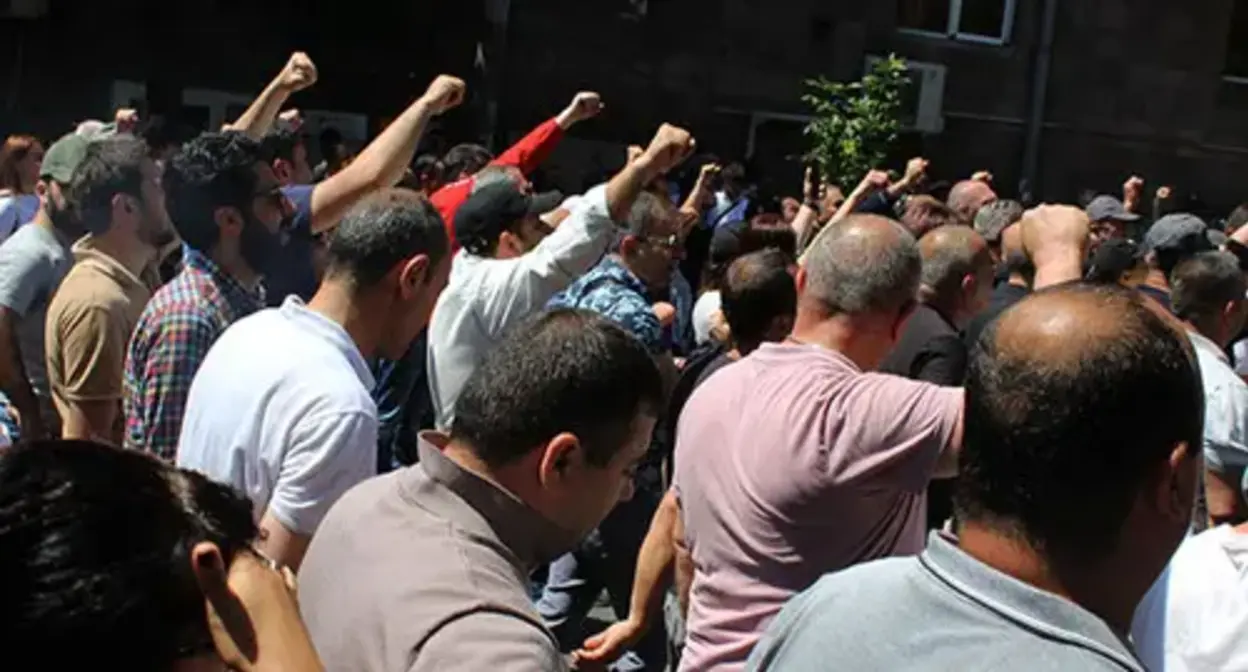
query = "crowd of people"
xmin=2 ymin=50 xmax=1248 ymax=672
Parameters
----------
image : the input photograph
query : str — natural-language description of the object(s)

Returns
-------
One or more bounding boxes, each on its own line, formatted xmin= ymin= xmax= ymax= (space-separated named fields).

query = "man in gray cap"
xmin=1085 ymin=195 xmax=1140 ymax=246
xmin=1138 ymin=212 xmax=1219 ymax=313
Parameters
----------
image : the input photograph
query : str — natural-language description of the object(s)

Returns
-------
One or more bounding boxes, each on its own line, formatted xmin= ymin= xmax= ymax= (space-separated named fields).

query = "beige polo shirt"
xmin=45 ymin=238 xmax=152 ymax=442
xmin=298 ymin=433 xmax=575 ymax=671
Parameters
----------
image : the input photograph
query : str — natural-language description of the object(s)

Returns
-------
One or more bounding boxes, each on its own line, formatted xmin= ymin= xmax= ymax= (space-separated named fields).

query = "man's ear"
xmin=619 ymin=235 xmax=641 ymax=257
xmin=272 ymin=159 xmax=292 ymax=184
xmin=189 ymin=540 xmax=228 ymax=595
xmin=214 ymin=206 xmax=243 ymax=239
xmin=794 ymin=265 xmax=808 ymax=294
xmin=397 ymin=254 xmax=430 ymax=299
xmin=1157 ymin=440 xmax=1199 ymax=520
xmin=536 ymin=432 xmax=582 ymax=491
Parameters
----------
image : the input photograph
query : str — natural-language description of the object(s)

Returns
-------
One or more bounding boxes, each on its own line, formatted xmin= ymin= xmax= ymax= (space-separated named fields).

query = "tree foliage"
xmin=802 ymin=55 xmax=910 ymax=187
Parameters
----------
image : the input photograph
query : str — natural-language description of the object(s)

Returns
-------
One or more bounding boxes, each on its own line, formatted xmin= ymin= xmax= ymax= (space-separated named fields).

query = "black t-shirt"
xmin=964 ymin=282 xmax=1030 ymax=350
xmin=881 ymin=304 xmax=968 ymax=386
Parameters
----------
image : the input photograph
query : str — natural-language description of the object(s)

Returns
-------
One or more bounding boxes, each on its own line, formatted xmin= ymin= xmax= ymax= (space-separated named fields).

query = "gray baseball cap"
xmin=1085 ymin=195 xmax=1140 ymax=223
xmin=1143 ymin=213 xmax=1218 ymax=256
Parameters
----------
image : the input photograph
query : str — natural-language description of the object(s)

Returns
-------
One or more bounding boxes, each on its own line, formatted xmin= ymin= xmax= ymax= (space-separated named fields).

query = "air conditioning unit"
xmin=865 ymin=56 xmax=947 ymax=134
xmin=1 ymin=0 xmax=50 ymax=18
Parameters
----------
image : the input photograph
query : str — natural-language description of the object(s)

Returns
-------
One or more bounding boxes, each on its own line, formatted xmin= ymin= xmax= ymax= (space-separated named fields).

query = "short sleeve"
xmin=54 ymin=305 xmax=129 ymax=402
xmin=1202 ymin=379 xmax=1248 ymax=475
xmin=0 ymin=241 xmax=46 ymax=316
xmin=410 ymin=611 xmax=567 ymax=672
xmin=828 ymin=375 xmax=962 ymax=492
xmin=282 ymin=185 xmax=315 ymax=236
xmin=269 ymin=410 xmax=378 ymax=535
xmin=604 ymin=300 xmax=663 ymax=353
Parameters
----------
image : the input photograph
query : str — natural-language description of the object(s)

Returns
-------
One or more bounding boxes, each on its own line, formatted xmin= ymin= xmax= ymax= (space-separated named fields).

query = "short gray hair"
xmin=803 ymin=214 xmax=922 ymax=315
xmin=920 ymin=226 xmax=991 ymax=298
xmin=1171 ymin=250 xmax=1246 ymax=325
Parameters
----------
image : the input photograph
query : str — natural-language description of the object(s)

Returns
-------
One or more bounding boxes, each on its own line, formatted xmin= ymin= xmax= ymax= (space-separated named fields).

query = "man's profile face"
xmin=138 ymin=158 xmax=177 ymax=248
xmin=550 ymin=414 xmax=654 ymax=541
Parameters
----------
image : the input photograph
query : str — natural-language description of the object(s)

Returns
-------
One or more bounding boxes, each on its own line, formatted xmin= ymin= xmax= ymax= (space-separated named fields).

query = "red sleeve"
xmin=430 ymin=179 xmax=473 ymax=252
xmin=489 ymin=117 xmax=564 ymax=176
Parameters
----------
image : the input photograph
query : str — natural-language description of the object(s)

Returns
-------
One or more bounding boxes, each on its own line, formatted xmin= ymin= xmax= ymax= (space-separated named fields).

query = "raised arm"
xmin=225 ymin=52 xmax=319 ymax=140
xmin=308 ymin=75 xmax=465 ymax=234
xmin=489 ymin=92 xmax=603 ymax=175
xmin=798 ymin=170 xmax=890 ymax=267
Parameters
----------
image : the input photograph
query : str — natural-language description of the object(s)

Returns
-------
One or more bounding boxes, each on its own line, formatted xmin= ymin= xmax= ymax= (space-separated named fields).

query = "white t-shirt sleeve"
xmin=267 ymin=409 xmax=378 ymax=535
xmin=692 ymin=291 xmax=722 ymax=345
xmin=1235 ymin=340 xmax=1248 ymax=376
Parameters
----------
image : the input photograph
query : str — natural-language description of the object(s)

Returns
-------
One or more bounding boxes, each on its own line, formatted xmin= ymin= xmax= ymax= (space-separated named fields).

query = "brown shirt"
xmin=298 ymin=433 xmax=575 ymax=672
xmin=44 ymin=238 xmax=152 ymax=442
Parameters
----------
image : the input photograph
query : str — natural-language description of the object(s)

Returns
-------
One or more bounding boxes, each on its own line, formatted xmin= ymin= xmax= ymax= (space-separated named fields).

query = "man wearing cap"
xmin=427 ymin=123 xmax=696 ymax=431
xmin=1138 ymin=213 xmax=1219 ymax=314
xmin=0 ymin=133 xmax=89 ymax=441
xmin=1085 ymin=194 xmax=1140 ymax=248
xmin=45 ymin=135 xmax=176 ymax=444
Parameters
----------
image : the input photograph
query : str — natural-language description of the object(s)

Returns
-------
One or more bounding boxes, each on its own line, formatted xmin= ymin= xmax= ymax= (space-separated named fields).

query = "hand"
xmin=200 ymin=549 xmax=302 ymax=672
xmin=277 ymin=52 xmax=318 ymax=93
xmin=114 ymin=108 xmax=140 ymax=134
xmin=576 ymin=618 xmax=647 ymax=667
xmin=653 ymin=302 xmax=677 ymax=328
xmin=626 ymin=145 xmax=645 ymax=165
xmin=278 ymin=108 xmax=304 ymax=132
xmin=641 ymin=123 xmax=696 ymax=175
xmin=421 ymin=75 xmax=467 ymax=114
xmin=1123 ymin=175 xmax=1144 ymax=198
xmin=559 ymin=92 xmax=604 ymax=127
xmin=853 ymin=169 xmax=891 ymax=196
xmin=803 ymin=166 xmax=817 ymax=201
xmin=698 ymin=163 xmax=721 ymax=184
xmin=708 ymin=310 xmax=731 ymax=344
xmin=902 ymin=157 xmax=930 ymax=184
xmin=1020 ymin=204 xmax=1091 ymax=267
xmin=971 ymin=170 xmax=994 ymax=184
xmin=1156 ymin=185 xmax=1173 ymax=201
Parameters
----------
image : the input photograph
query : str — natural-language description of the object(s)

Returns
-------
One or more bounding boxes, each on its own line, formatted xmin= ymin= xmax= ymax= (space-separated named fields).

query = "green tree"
xmin=802 ymin=55 xmax=910 ymax=187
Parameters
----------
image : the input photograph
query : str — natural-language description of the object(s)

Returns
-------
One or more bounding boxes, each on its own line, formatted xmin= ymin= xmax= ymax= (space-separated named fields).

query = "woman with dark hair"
xmin=0 ymin=134 xmax=44 ymax=243
xmin=0 ymin=440 xmax=325 ymax=671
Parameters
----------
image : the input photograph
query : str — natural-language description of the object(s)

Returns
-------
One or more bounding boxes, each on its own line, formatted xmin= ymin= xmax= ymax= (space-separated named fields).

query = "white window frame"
xmin=181 ymin=88 xmax=254 ymax=132
xmin=897 ymin=0 xmax=1016 ymax=46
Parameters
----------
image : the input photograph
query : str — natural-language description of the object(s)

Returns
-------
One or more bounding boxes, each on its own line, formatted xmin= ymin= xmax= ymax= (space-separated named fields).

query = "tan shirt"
xmin=45 ymin=239 xmax=152 ymax=442
xmin=299 ymin=433 xmax=575 ymax=672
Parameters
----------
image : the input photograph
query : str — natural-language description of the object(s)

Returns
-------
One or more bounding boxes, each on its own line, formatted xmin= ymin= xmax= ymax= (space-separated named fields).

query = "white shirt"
xmin=1132 ymin=525 xmax=1248 ymax=672
xmin=1188 ymin=330 xmax=1248 ymax=476
xmin=693 ymin=290 xmax=722 ymax=346
xmin=177 ymin=296 xmax=378 ymax=536
xmin=427 ymin=184 xmax=614 ymax=430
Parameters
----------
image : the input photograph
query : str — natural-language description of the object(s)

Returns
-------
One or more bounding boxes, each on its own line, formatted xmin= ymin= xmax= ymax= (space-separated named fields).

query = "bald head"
xmin=802 ymin=214 xmax=921 ymax=316
xmin=919 ymin=225 xmax=993 ymax=298
xmin=948 ymin=180 xmax=998 ymax=224
xmin=959 ymin=283 xmax=1201 ymax=561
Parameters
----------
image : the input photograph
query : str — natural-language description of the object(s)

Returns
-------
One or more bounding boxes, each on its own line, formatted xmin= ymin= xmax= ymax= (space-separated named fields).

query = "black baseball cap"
xmin=454 ymin=181 xmax=564 ymax=255
xmin=1085 ymin=195 xmax=1140 ymax=223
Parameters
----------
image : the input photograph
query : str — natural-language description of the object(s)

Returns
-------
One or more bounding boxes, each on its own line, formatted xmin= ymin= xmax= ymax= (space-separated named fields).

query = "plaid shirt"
xmin=123 ymin=248 xmax=264 ymax=460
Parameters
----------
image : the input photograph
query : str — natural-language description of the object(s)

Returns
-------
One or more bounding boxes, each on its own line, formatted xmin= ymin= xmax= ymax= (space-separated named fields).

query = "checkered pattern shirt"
xmin=123 ymin=248 xmax=264 ymax=460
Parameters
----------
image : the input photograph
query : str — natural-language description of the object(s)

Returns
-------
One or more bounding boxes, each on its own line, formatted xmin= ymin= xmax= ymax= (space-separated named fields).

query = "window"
xmin=897 ymin=0 xmax=1015 ymax=44
xmin=1225 ymin=1 xmax=1248 ymax=80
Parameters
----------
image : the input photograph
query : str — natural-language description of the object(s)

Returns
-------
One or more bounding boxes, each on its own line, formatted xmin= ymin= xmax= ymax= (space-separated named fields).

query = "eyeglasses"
xmin=644 ymin=233 xmax=680 ymax=249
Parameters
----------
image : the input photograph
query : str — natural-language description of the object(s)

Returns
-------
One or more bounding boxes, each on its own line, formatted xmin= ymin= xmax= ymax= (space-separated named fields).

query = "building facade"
xmin=3 ymin=0 xmax=1248 ymax=215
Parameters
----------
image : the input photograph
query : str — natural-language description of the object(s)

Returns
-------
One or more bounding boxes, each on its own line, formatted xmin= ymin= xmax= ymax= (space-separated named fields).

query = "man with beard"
xmin=0 ymin=133 xmax=89 ymax=441
xmin=45 ymin=135 xmax=177 ymax=444
xmin=121 ymin=132 xmax=289 ymax=459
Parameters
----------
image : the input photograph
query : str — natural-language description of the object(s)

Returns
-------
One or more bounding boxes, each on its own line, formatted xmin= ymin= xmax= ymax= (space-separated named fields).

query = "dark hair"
xmin=413 ymin=153 xmax=441 ymax=179
xmin=319 ymin=127 xmax=343 ymax=153
xmin=258 ymin=126 xmax=304 ymax=165
xmin=957 ymin=283 xmax=1202 ymax=560
xmin=165 ymin=132 xmax=264 ymax=253
xmin=721 ymin=249 xmax=797 ymax=348
xmin=452 ymin=309 xmax=665 ymax=468
xmin=68 ymin=136 xmax=149 ymax=236
xmin=442 ymin=143 xmax=493 ymax=182
xmin=1086 ymin=238 xmax=1143 ymax=285
xmin=1171 ymin=250 xmax=1247 ymax=326
xmin=325 ymin=189 xmax=449 ymax=288
xmin=901 ymin=195 xmax=956 ymax=239
xmin=0 ymin=440 xmax=259 ymax=668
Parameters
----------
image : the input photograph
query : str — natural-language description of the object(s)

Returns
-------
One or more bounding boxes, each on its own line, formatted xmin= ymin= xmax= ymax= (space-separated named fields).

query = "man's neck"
xmin=88 ymin=232 xmax=153 ymax=277
xmin=1184 ymin=318 xmax=1226 ymax=349
xmin=210 ymin=248 xmax=263 ymax=292
xmin=306 ymin=280 xmax=379 ymax=361
xmin=1142 ymin=270 xmax=1169 ymax=294
xmin=958 ymin=522 xmax=1135 ymax=636
xmin=919 ymin=295 xmax=963 ymax=330
xmin=789 ymin=306 xmax=882 ymax=371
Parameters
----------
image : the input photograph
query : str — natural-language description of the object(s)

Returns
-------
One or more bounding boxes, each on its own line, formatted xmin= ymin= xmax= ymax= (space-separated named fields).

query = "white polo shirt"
xmin=177 ymin=296 xmax=379 ymax=536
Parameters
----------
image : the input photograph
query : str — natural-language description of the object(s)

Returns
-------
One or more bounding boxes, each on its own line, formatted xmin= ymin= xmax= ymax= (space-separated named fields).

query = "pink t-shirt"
xmin=672 ymin=341 xmax=962 ymax=672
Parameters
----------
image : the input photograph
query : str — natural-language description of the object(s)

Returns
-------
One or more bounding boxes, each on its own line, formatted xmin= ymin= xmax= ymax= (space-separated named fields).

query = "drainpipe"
xmin=482 ymin=0 xmax=512 ymax=150
xmin=1021 ymin=0 xmax=1060 ymax=202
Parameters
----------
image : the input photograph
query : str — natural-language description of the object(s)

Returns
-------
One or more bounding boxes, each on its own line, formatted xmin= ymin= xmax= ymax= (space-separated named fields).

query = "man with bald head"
xmin=752 ymin=283 xmax=1201 ymax=671
xmin=672 ymin=213 xmax=963 ymax=671
xmin=882 ymin=225 xmax=994 ymax=529
xmin=947 ymin=178 xmax=998 ymax=226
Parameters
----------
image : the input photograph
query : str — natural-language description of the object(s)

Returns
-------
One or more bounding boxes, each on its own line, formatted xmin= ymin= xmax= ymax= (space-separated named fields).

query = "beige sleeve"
xmin=55 ymin=305 xmax=127 ymax=402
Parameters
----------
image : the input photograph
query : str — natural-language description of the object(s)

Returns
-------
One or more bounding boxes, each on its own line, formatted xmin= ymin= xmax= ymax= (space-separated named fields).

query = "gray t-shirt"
xmin=0 ymin=223 xmax=73 ymax=404
xmin=747 ymin=532 xmax=1144 ymax=671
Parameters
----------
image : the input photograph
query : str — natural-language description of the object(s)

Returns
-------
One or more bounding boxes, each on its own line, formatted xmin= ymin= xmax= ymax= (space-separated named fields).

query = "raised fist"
xmin=903 ymin=157 xmax=930 ymax=183
xmin=1020 ymin=204 xmax=1091 ymax=266
xmin=422 ymin=75 xmax=467 ymax=114
xmin=643 ymin=124 xmax=696 ymax=175
xmin=278 ymin=108 xmax=304 ymax=132
xmin=1123 ymin=175 xmax=1145 ymax=197
xmin=114 ymin=108 xmax=140 ymax=134
xmin=858 ymin=169 xmax=891 ymax=193
xmin=971 ymin=170 xmax=994 ymax=184
xmin=278 ymin=52 xmax=318 ymax=93
xmin=699 ymin=163 xmax=722 ymax=181
xmin=566 ymin=92 xmax=604 ymax=124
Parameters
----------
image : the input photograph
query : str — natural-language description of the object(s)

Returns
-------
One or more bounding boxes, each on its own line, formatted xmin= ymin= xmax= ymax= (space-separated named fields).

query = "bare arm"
xmin=798 ymin=170 xmax=890 ymax=267
xmin=673 ymin=498 xmax=693 ymax=618
xmin=225 ymin=53 xmax=318 ymax=140
xmin=257 ymin=512 xmax=313 ymax=572
xmin=308 ymin=75 xmax=465 ymax=234
xmin=678 ymin=163 xmax=719 ymax=235
xmin=0 ymin=308 xmax=43 ymax=439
